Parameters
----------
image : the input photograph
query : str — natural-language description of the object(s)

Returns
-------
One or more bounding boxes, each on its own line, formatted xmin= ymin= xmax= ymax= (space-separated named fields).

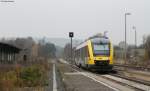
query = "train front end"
xmin=87 ymin=37 xmax=113 ymax=71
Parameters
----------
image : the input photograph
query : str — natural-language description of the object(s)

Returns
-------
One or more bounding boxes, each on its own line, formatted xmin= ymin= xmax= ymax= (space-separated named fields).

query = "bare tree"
xmin=144 ymin=35 xmax=150 ymax=60
xmin=63 ymin=43 xmax=71 ymax=61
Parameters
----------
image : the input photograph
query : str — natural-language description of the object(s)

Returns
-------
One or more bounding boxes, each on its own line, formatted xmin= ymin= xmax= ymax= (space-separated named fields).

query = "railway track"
xmin=59 ymin=59 xmax=150 ymax=91
xmin=113 ymin=64 xmax=150 ymax=84
xmin=71 ymin=64 xmax=150 ymax=91
xmin=114 ymin=64 xmax=150 ymax=71
xmin=88 ymin=69 xmax=150 ymax=90
xmin=100 ymin=74 xmax=150 ymax=91
xmin=110 ymin=73 xmax=150 ymax=86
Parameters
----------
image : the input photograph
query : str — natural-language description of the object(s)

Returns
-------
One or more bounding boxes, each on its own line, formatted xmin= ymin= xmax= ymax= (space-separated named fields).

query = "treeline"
xmin=114 ymin=35 xmax=150 ymax=60
xmin=63 ymin=43 xmax=76 ymax=64
xmin=143 ymin=35 xmax=150 ymax=60
xmin=0 ymin=37 xmax=56 ymax=62
xmin=38 ymin=43 xmax=56 ymax=58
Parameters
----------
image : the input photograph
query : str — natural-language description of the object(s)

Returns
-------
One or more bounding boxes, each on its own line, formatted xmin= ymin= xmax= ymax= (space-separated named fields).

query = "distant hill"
xmin=34 ymin=37 xmax=82 ymax=57
xmin=45 ymin=38 xmax=82 ymax=48
xmin=44 ymin=38 xmax=82 ymax=58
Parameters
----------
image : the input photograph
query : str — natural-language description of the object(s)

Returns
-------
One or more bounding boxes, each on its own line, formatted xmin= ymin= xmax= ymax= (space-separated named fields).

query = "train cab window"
xmin=93 ymin=43 xmax=110 ymax=56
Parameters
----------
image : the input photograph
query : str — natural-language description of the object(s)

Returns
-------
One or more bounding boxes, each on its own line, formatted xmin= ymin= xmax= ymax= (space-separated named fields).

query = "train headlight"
xmin=94 ymin=60 xmax=96 ymax=63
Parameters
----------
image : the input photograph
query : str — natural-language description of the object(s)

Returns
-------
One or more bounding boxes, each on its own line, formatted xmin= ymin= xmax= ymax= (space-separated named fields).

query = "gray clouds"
xmin=0 ymin=0 xmax=149 ymax=45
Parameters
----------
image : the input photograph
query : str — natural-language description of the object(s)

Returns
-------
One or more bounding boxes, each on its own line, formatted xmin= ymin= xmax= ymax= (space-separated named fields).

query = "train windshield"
xmin=93 ymin=43 xmax=110 ymax=56
xmin=91 ymin=38 xmax=110 ymax=56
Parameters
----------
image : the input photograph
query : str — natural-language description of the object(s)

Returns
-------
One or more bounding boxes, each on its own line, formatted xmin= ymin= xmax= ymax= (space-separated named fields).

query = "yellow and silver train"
xmin=75 ymin=35 xmax=113 ymax=71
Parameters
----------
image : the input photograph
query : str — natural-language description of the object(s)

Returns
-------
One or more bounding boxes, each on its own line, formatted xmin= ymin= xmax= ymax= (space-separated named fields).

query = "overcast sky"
xmin=0 ymin=0 xmax=149 ymax=45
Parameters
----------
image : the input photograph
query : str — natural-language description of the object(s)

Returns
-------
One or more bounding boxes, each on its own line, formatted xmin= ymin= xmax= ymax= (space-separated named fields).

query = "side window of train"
xmin=86 ymin=46 xmax=89 ymax=57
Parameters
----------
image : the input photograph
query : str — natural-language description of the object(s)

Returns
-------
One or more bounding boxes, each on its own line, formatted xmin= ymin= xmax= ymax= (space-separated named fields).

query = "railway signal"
xmin=69 ymin=32 xmax=74 ymax=38
xmin=69 ymin=32 xmax=74 ymax=63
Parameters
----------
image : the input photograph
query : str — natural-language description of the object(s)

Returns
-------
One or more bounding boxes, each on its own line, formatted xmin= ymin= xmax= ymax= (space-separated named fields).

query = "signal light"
xmin=69 ymin=32 xmax=74 ymax=38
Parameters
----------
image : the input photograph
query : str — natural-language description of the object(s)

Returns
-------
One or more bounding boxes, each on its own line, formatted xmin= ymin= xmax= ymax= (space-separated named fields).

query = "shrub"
xmin=0 ymin=63 xmax=50 ymax=89
xmin=20 ymin=64 xmax=48 ymax=87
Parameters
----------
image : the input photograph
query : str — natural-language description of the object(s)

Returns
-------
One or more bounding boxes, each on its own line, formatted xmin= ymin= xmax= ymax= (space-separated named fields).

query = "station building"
xmin=0 ymin=42 xmax=21 ymax=64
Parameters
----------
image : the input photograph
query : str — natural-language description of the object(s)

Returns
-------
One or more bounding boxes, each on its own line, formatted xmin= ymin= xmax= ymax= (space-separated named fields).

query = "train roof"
xmin=75 ymin=36 xmax=110 ymax=50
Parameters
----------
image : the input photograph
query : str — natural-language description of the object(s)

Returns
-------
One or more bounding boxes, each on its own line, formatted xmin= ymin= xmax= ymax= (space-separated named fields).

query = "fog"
xmin=0 ymin=0 xmax=149 ymax=45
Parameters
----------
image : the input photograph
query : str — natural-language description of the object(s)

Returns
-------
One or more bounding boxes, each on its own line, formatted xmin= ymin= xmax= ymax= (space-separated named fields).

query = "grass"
xmin=20 ymin=64 xmax=49 ymax=87
xmin=0 ymin=61 xmax=50 ymax=91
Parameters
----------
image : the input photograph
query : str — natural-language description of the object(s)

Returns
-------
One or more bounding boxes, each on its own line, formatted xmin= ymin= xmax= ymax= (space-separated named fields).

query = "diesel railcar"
xmin=75 ymin=35 xmax=113 ymax=71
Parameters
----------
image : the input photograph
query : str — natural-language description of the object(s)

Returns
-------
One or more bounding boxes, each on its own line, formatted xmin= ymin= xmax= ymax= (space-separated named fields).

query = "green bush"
xmin=20 ymin=65 xmax=46 ymax=87
xmin=0 ymin=63 xmax=49 ymax=89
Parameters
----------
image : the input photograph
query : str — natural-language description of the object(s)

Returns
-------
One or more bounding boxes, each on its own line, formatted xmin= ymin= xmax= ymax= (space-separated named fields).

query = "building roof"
xmin=0 ymin=42 xmax=21 ymax=53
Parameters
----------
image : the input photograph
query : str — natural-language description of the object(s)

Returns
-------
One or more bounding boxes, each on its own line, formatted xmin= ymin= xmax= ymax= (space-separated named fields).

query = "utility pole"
xmin=124 ymin=13 xmax=131 ymax=65
xmin=69 ymin=32 xmax=74 ymax=64
xmin=133 ymin=26 xmax=137 ymax=58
